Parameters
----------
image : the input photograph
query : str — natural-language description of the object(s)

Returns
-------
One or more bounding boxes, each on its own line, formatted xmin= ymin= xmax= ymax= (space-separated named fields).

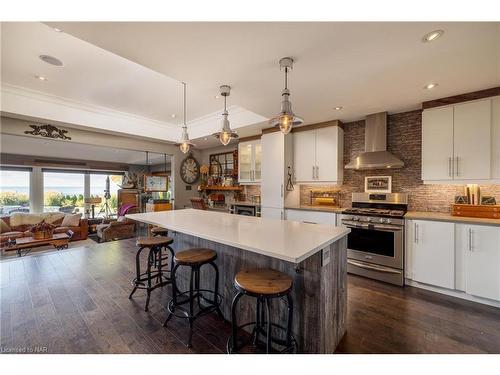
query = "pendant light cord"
xmin=284 ymin=67 xmax=288 ymax=91
xmin=183 ymin=82 xmax=187 ymax=127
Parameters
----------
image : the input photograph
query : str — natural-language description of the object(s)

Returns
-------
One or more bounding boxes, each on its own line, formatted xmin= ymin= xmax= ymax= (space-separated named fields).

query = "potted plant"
xmin=30 ymin=221 xmax=55 ymax=240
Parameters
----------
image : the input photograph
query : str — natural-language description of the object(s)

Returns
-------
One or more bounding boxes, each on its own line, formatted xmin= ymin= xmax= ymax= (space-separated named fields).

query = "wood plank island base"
xmin=126 ymin=209 xmax=350 ymax=353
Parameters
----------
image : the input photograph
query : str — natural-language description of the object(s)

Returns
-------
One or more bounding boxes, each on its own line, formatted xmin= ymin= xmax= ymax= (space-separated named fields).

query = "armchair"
xmin=95 ymin=206 xmax=138 ymax=243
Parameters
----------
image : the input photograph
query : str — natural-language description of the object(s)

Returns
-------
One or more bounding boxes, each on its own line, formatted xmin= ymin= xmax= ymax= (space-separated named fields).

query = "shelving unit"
xmin=199 ymin=186 xmax=243 ymax=191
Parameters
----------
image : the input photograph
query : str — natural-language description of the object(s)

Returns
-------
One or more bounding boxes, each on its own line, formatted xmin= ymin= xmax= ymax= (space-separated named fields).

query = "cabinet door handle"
xmin=312 ymin=166 xmax=315 ymax=180
xmin=281 ymin=184 xmax=284 ymax=198
xmin=316 ymin=166 xmax=319 ymax=180
xmin=468 ymin=228 xmax=473 ymax=252
xmin=456 ymin=156 xmax=459 ymax=177
xmin=414 ymin=223 xmax=419 ymax=244
xmin=448 ymin=157 xmax=452 ymax=177
xmin=280 ymin=211 xmax=284 ymax=220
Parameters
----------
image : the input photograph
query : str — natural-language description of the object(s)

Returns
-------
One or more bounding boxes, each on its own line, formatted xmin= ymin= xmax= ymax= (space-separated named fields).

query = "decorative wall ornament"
xmin=24 ymin=124 xmax=71 ymax=140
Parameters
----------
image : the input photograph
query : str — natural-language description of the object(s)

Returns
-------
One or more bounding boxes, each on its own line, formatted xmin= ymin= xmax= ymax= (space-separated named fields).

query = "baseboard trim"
xmin=405 ymin=279 xmax=500 ymax=308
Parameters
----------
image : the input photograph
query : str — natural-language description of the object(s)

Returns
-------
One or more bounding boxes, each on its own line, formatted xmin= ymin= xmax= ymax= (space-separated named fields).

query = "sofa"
xmin=0 ymin=212 xmax=89 ymax=246
xmin=95 ymin=206 xmax=138 ymax=243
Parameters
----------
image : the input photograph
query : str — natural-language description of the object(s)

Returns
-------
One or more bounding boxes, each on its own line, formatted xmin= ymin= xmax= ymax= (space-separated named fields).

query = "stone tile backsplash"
xmin=299 ymin=110 xmax=500 ymax=213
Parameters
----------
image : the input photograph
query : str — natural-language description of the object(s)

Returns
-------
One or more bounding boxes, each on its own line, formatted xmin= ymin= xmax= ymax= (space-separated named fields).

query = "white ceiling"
xmin=0 ymin=134 xmax=171 ymax=166
xmin=2 ymin=22 xmax=500 ymax=150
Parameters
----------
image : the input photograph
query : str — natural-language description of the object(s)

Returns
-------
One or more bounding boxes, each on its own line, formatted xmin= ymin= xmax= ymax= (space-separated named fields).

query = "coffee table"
xmin=6 ymin=233 xmax=71 ymax=257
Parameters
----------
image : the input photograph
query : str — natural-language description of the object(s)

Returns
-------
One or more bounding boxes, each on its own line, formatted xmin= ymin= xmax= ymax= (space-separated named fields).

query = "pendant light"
xmin=178 ymin=82 xmax=194 ymax=154
xmin=269 ymin=57 xmax=303 ymax=134
xmin=213 ymin=85 xmax=238 ymax=146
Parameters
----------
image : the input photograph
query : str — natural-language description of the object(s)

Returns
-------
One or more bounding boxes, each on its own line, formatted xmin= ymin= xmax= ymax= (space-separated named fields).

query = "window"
xmin=0 ymin=169 xmax=31 ymax=215
xmin=43 ymin=171 xmax=85 ymax=214
xmin=89 ymin=174 xmax=122 ymax=217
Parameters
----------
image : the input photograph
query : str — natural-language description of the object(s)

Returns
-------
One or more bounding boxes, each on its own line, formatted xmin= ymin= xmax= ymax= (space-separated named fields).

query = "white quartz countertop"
xmin=126 ymin=209 xmax=349 ymax=263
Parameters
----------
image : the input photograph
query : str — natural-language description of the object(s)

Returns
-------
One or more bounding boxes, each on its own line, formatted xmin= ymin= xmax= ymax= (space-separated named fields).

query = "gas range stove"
xmin=341 ymin=192 xmax=409 ymax=286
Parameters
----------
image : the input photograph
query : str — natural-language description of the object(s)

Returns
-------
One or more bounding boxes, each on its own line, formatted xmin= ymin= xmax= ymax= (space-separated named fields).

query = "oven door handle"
xmin=342 ymin=222 xmax=403 ymax=232
xmin=348 ymin=259 xmax=402 ymax=274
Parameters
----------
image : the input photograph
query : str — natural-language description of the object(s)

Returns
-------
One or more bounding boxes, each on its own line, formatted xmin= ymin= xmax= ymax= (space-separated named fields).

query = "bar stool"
xmin=227 ymin=268 xmax=296 ymax=354
xmin=128 ymin=236 xmax=175 ymax=311
xmin=150 ymin=226 xmax=171 ymax=269
xmin=163 ymin=248 xmax=222 ymax=347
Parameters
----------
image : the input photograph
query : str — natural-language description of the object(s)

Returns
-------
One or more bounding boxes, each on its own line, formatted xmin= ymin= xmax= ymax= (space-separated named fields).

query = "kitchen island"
xmin=126 ymin=209 xmax=350 ymax=353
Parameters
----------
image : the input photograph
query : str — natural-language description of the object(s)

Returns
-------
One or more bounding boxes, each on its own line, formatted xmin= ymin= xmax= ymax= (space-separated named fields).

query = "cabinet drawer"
xmin=285 ymin=209 xmax=336 ymax=225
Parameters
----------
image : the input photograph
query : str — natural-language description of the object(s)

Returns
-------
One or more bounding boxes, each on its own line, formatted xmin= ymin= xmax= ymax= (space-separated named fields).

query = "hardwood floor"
xmin=1 ymin=239 xmax=499 ymax=354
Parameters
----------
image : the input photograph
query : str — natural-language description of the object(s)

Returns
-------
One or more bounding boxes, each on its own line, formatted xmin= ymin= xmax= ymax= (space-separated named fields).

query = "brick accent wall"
xmin=300 ymin=110 xmax=500 ymax=213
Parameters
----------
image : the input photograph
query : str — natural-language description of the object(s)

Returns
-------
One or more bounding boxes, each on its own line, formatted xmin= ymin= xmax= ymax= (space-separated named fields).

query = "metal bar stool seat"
xmin=227 ymin=268 xmax=297 ymax=354
xmin=128 ymin=236 xmax=175 ymax=311
xmin=163 ymin=248 xmax=223 ymax=347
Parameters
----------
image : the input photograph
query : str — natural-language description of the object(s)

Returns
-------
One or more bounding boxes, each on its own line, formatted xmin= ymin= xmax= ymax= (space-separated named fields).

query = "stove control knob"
xmin=386 ymin=219 xmax=392 ymax=224
xmin=366 ymin=218 xmax=372 ymax=222
xmin=353 ymin=216 xmax=359 ymax=221
xmin=379 ymin=218 xmax=385 ymax=223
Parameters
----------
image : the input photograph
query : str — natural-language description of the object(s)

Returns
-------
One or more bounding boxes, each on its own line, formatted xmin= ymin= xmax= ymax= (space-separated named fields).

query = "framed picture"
xmin=144 ymin=174 xmax=168 ymax=192
xmin=365 ymin=176 xmax=392 ymax=193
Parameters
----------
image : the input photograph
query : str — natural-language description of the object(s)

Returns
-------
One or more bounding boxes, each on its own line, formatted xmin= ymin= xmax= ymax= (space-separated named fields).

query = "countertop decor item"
xmin=29 ymin=221 xmax=55 ymax=240
xmin=180 ymin=153 xmax=200 ymax=184
xmin=176 ymin=82 xmax=195 ymax=154
xmin=212 ymin=85 xmax=238 ymax=145
xmin=451 ymin=204 xmax=500 ymax=219
xmin=364 ymin=176 xmax=392 ymax=193
xmin=269 ymin=57 xmax=304 ymax=134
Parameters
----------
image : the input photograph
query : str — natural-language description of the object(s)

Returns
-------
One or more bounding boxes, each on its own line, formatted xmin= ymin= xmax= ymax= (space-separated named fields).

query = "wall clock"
xmin=180 ymin=153 xmax=200 ymax=184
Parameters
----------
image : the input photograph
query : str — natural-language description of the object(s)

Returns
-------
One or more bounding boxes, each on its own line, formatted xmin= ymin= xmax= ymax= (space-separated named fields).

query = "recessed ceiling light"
xmin=334 ymin=106 xmax=343 ymax=110
xmin=204 ymin=137 xmax=208 ymax=141
xmin=422 ymin=30 xmax=444 ymax=43
xmin=424 ymin=83 xmax=438 ymax=90
xmin=214 ymin=95 xmax=220 ymax=99
xmin=171 ymin=114 xmax=176 ymax=118
xmin=34 ymin=74 xmax=48 ymax=81
xmin=39 ymin=55 xmax=64 ymax=67
xmin=53 ymin=27 xmax=63 ymax=33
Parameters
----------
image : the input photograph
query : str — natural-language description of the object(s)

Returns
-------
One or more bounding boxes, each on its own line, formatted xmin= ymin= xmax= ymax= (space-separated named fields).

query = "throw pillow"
xmin=0 ymin=219 xmax=11 ymax=234
xmin=61 ymin=213 xmax=82 ymax=227
xmin=42 ymin=212 xmax=66 ymax=225
xmin=9 ymin=213 xmax=44 ymax=227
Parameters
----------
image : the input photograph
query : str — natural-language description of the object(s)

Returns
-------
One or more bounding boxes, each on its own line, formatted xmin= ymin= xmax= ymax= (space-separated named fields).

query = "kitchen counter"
xmin=126 ymin=209 xmax=349 ymax=353
xmin=285 ymin=204 xmax=343 ymax=213
xmin=127 ymin=209 xmax=349 ymax=263
xmin=405 ymin=211 xmax=500 ymax=227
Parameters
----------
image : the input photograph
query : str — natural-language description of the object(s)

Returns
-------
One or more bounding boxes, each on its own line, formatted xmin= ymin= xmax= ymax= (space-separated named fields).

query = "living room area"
xmin=0 ymin=125 xmax=175 ymax=258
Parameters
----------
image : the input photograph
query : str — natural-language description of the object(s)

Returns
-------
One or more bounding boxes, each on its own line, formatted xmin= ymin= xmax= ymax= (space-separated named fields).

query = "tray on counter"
xmin=451 ymin=204 xmax=500 ymax=219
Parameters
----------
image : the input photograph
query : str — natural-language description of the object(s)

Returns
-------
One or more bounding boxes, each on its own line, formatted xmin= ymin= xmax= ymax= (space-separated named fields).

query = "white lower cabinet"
xmin=407 ymin=219 xmax=500 ymax=304
xmin=285 ymin=209 xmax=337 ymax=226
xmin=407 ymin=220 xmax=455 ymax=289
xmin=457 ymin=224 xmax=500 ymax=301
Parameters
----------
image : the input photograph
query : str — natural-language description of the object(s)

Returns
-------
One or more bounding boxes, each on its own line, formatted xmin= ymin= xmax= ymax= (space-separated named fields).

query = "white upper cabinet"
xmin=407 ymin=219 xmax=455 ymax=289
xmin=422 ymin=107 xmax=454 ymax=181
xmin=238 ymin=139 xmax=261 ymax=184
xmin=293 ymin=125 xmax=343 ymax=184
xmin=460 ymin=224 xmax=500 ymax=301
xmin=453 ymin=100 xmax=491 ymax=180
xmin=422 ymin=97 xmax=497 ymax=183
xmin=293 ymin=130 xmax=316 ymax=182
xmin=261 ymin=131 xmax=285 ymax=209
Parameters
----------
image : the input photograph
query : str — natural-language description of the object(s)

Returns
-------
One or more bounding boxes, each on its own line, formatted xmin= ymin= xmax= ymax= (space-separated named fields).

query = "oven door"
xmin=343 ymin=221 xmax=403 ymax=269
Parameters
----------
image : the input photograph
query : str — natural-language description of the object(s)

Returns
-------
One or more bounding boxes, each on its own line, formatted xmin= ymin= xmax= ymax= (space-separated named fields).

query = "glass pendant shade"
xmin=177 ymin=82 xmax=194 ymax=154
xmin=180 ymin=141 xmax=190 ymax=154
xmin=213 ymin=85 xmax=238 ymax=145
xmin=270 ymin=57 xmax=303 ymax=134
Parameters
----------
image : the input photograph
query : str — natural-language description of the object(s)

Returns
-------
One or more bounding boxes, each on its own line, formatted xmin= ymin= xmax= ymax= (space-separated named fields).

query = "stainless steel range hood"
xmin=345 ymin=112 xmax=404 ymax=170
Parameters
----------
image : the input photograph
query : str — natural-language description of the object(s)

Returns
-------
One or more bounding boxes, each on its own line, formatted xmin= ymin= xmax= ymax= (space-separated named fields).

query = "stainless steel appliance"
xmin=233 ymin=204 xmax=257 ymax=216
xmin=341 ymin=192 xmax=408 ymax=286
